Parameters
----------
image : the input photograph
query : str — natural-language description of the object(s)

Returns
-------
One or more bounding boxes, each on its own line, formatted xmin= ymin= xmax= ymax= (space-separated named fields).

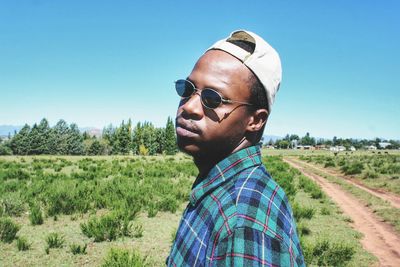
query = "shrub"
xmin=293 ymin=204 xmax=315 ymax=221
xmin=320 ymin=206 xmax=331 ymax=215
xmin=29 ymin=204 xmax=44 ymax=225
xmin=81 ymin=211 xmax=134 ymax=242
xmin=147 ymin=204 xmax=158 ymax=218
xmin=297 ymin=222 xmax=311 ymax=236
xmin=0 ymin=217 xmax=20 ymax=243
xmin=101 ymin=248 xmax=150 ymax=267
xmin=0 ymin=195 xmax=25 ymax=217
xmin=70 ymin=243 xmax=87 ymax=255
xmin=362 ymin=168 xmax=378 ymax=179
xmin=298 ymin=176 xmax=324 ymax=199
xmin=312 ymin=239 xmax=355 ymax=266
xmin=132 ymin=223 xmax=143 ymax=238
xmin=158 ymin=196 xmax=178 ymax=213
xmin=17 ymin=236 xmax=31 ymax=251
xmin=341 ymin=161 xmax=364 ymax=175
xmin=46 ymin=232 xmax=65 ymax=249
xmin=324 ymin=158 xmax=335 ymax=168
xmin=139 ymin=145 xmax=149 ymax=156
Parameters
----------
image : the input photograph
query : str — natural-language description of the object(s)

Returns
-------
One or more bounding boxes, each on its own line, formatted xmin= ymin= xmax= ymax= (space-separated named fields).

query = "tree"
xmin=276 ymin=140 xmax=290 ymax=149
xmin=0 ymin=142 xmax=12 ymax=155
xmin=67 ymin=123 xmax=84 ymax=155
xmin=116 ymin=120 xmax=132 ymax=155
xmin=10 ymin=124 xmax=31 ymax=155
xmin=164 ymin=117 xmax=177 ymax=155
xmin=300 ymin=132 xmax=315 ymax=146
xmin=49 ymin=120 xmax=70 ymax=154
xmin=88 ymin=139 xmax=103 ymax=155
xmin=28 ymin=118 xmax=51 ymax=154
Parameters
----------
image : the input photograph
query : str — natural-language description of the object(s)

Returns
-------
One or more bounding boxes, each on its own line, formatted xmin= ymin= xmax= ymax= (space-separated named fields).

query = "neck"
xmin=193 ymin=138 xmax=253 ymax=178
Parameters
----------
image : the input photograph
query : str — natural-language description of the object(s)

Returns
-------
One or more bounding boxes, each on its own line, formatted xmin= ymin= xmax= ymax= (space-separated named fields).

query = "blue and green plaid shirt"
xmin=167 ymin=145 xmax=305 ymax=266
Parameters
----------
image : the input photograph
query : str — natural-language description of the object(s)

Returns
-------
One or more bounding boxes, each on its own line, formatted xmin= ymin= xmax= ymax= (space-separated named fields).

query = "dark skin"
xmin=175 ymin=50 xmax=268 ymax=177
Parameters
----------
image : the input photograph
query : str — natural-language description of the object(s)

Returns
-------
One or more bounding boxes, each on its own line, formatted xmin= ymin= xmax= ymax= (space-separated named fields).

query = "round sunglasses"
xmin=175 ymin=79 xmax=253 ymax=109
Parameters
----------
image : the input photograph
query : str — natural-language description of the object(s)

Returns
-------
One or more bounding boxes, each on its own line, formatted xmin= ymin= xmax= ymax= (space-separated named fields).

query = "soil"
xmin=284 ymin=157 xmax=400 ymax=267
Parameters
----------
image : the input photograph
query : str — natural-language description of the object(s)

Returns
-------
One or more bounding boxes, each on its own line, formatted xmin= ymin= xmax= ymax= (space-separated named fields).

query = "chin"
xmin=177 ymin=138 xmax=201 ymax=157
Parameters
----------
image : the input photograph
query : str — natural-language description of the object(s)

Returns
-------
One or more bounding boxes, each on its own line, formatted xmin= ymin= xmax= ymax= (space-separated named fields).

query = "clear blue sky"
xmin=1 ymin=0 xmax=399 ymax=140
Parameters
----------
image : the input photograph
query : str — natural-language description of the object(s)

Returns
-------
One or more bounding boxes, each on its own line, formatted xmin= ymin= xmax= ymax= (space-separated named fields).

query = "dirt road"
xmin=284 ymin=157 xmax=400 ymax=267
xmin=293 ymin=158 xmax=400 ymax=209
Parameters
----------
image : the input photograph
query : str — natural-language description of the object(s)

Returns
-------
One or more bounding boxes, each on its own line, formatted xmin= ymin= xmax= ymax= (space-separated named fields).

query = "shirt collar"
xmin=189 ymin=145 xmax=262 ymax=206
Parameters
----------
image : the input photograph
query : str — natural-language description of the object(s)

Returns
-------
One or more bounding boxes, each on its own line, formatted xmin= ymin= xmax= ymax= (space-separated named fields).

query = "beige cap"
xmin=208 ymin=30 xmax=282 ymax=113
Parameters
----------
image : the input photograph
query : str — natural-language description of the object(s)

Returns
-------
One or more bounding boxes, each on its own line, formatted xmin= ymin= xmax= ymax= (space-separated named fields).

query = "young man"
xmin=168 ymin=30 xmax=304 ymax=266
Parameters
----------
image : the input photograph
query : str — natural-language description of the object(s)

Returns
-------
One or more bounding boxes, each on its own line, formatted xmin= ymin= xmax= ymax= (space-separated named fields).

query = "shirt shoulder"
xmin=211 ymin=164 xmax=303 ymax=262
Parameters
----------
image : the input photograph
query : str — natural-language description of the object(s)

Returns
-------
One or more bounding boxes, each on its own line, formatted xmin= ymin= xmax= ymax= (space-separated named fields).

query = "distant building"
xmin=366 ymin=145 xmax=377 ymax=150
xmin=330 ymin=146 xmax=345 ymax=152
xmin=350 ymin=146 xmax=356 ymax=151
xmin=379 ymin=142 xmax=392 ymax=149
xmin=296 ymin=145 xmax=315 ymax=150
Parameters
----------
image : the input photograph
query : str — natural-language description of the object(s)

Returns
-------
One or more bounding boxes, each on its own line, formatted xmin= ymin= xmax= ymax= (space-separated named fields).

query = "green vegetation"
xmin=0 ymin=217 xmax=20 ymax=243
xmin=296 ymin=160 xmax=400 ymax=233
xmin=101 ymin=247 xmax=150 ymax=267
xmin=69 ymin=243 xmax=87 ymax=255
xmin=264 ymin=156 xmax=377 ymax=266
xmin=0 ymin=117 xmax=177 ymax=156
xmin=29 ymin=203 xmax=43 ymax=225
xmin=299 ymin=153 xmax=400 ymax=194
xmin=16 ymin=236 xmax=31 ymax=251
xmin=0 ymin=155 xmax=377 ymax=266
xmin=46 ymin=232 xmax=65 ymax=249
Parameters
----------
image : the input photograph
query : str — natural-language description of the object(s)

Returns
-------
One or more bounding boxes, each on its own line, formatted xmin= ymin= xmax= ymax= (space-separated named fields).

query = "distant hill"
xmin=262 ymin=135 xmax=282 ymax=143
xmin=0 ymin=125 xmax=23 ymax=137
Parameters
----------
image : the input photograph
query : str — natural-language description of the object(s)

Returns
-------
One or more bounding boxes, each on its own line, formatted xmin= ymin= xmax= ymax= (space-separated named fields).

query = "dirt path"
xmin=290 ymin=157 xmax=400 ymax=209
xmin=284 ymin=158 xmax=400 ymax=267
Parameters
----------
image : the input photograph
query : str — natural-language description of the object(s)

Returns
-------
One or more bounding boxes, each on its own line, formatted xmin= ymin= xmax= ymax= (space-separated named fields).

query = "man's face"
xmin=175 ymin=50 xmax=253 ymax=160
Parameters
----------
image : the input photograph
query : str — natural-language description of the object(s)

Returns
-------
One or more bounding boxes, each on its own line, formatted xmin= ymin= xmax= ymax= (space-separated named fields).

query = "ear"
xmin=246 ymin=108 xmax=268 ymax=133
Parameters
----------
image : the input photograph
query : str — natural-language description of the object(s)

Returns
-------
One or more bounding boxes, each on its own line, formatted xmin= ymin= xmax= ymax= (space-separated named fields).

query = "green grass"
xmin=0 ymin=154 xmax=380 ymax=266
xmin=297 ymin=153 xmax=400 ymax=194
xmin=294 ymin=159 xmax=400 ymax=234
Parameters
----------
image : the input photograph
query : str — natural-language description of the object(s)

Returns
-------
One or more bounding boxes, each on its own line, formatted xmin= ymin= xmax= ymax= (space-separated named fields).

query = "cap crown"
xmin=208 ymin=30 xmax=282 ymax=113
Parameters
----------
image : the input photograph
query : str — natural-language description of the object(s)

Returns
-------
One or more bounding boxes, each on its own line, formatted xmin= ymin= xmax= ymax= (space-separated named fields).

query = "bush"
xmin=362 ymin=168 xmax=378 ymax=179
xmin=0 ymin=195 xmax=25 ymax=217
xmin=81 ymin=211 xmax=134 ymax=242
xmin=158 ymin=196 xmax=178 ymax=213
xmin=101 ymin=248 xmax=150 ymax=267
xmin=70 ymin=243 xmax=87 ymax=255
xmin=46 ymin=232 xmax=65 ymax=249
xmin=132 ymin=223 xmax=143 ymax=238
xmin=341 ymin=161 xmax=364 ymax=175
xmin=293 ymin=204 xmax=315 ymax=221
xmin=29 ymin=204 xmax=44 ymax=225
xmin=320 ymin=206 xmax=331 ymax=215
xmin=298 ymin=176 xmax=324 ymax=199
xmin=17 ymin=236 xmax=31 ymax=251
xmin=0 ymin=217 xmax=20 ymax=243
xmin=312 ymin=239 xmax=355 ymax=266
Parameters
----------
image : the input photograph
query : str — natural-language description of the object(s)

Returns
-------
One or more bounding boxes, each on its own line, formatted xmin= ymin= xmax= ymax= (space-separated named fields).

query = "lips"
xmin=175 ymin=118 xmax=201 ymax=138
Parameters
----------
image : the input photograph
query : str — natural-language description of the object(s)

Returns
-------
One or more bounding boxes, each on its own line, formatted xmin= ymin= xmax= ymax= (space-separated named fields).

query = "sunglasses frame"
xmin=175 ymin=79 xmax=253 ymax=109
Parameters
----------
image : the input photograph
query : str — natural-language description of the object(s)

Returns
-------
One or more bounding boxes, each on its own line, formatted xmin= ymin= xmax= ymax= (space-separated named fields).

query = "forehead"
xmin=188 ymin=50 xmax=251 ymax=95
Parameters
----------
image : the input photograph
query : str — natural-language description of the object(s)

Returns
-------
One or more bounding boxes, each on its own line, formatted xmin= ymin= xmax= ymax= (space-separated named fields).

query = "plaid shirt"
xmin=167 ymin=145 xmax=305 ymax=266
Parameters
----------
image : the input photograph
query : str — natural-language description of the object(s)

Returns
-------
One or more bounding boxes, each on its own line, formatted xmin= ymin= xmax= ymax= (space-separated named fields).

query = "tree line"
xmin=0 ymin=117 xmax=177 ymax=156
xmin=269 ymin=132 xmax=400 ymax=150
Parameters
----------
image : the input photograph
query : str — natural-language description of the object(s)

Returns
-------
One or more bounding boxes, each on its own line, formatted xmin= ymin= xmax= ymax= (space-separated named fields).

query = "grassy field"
xmin=0 ymin=153 xmax=379 ymax=266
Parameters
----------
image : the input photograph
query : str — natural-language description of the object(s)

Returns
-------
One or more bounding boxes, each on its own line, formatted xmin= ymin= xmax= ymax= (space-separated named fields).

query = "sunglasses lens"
xmin=201 ymin=89 xmax=222 ymax=109
xmin=175 ymin=79 xmax=194 ymax=97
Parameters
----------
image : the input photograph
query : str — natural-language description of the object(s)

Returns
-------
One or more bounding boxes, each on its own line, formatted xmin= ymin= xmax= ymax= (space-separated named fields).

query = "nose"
xmin=180 ymin=91 xmax=203 ymax=120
